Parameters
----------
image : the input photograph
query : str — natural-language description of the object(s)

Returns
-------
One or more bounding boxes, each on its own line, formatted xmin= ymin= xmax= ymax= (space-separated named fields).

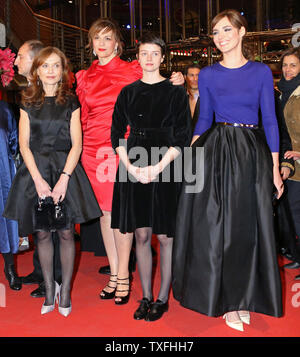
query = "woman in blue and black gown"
xmin=0 ymin=100 xmax=21 ymax=290
xmin=172 ymin=9 xmax=283 ymax=332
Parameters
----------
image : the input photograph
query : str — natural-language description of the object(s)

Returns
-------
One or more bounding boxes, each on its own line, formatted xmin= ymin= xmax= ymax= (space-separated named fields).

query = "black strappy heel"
xmin=99 ymin=274 xmax=117 ymax=300
xmin=114 ymin=277 xmax=131 ymax=305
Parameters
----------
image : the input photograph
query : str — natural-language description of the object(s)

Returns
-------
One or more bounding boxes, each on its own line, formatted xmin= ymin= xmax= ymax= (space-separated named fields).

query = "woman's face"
xmin=137 ymin=43 xmax=164 ymax=73
xmin=212 ymin=16 xmax=245 ymax=55
xmin=37 ymin=52 xmax=62 ymax=87
xmin=282 ymin=55 xmax=300 ymax=81
xmin=93 ymin=28 xmax=118 ymax=61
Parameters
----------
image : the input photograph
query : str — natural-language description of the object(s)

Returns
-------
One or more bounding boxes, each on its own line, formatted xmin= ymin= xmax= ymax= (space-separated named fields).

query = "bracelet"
xmin=61 ymin=171 xmax=71 ymax=178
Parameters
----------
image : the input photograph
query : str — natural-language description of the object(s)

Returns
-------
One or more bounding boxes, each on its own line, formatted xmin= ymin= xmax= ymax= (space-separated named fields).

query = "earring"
xmin=93 ymin=49 xmax=96 ymax=56
xmin=114 ymin=47 xmax=118 ymax=54
xmin=37 ymin=77 xmax=41 ymax=86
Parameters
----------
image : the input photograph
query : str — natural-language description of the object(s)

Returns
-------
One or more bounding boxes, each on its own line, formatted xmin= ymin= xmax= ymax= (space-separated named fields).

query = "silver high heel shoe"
xmin=238 ymin=311 xmax=250 ymax=325
xmin=58 ymin=285 xmax=72 ymax=317
xmin=223 ymin=312 xmax=244 ymax=332
xmin=58 ymin=302 xmax=72 ymax=317
xmin=41 ymin=281 xmax=60 ymax=315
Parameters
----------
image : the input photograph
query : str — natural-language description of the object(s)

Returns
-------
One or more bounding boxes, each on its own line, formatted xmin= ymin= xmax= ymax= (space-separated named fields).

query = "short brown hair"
xmin=22 ymin=46 xmax=73 ymax=107
xmin=136 ymin=32 xmax=166 ymax=56
xmin=211 ymin=9 xmax=252 ymax=60
xmin=280 ymin=47 xmax=300 ymax=66
xmin=87 ymin=18 xmax=123 ymax=57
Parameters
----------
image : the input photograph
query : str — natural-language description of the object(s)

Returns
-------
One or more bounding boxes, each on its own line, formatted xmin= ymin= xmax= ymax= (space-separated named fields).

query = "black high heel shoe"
xmin=115 ymin=277 xmax=130 ymax=305
xmin=99 ymin=274 xmax=117 ymax=300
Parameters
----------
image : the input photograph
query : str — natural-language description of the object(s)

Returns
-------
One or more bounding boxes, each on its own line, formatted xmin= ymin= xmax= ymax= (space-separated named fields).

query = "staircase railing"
xmin=0 ymin=0 xmax=91 ymax=70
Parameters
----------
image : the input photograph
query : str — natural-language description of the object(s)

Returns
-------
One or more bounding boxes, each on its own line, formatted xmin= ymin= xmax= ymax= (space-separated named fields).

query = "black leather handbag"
xmin=33 ymin=196 xmax=70 ymax=232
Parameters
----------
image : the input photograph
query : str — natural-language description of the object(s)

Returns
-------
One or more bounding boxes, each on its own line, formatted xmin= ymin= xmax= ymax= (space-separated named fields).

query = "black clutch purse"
xmin=33 ymin=196 xmax=70 ymax=232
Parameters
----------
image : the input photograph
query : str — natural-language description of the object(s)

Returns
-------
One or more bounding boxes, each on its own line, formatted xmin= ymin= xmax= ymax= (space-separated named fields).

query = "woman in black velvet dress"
xmin=111 ymin=33 xmax=190 ymax=321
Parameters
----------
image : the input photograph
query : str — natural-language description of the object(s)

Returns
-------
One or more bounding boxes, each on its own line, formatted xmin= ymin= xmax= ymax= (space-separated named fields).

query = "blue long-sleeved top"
xmin=194 ymin=61 xmax=279 ymax=152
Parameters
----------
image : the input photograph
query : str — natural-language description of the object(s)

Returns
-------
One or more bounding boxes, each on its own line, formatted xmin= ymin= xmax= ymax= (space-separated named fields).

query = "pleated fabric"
xmin=172 ymin=124 xmax=282 ymax=317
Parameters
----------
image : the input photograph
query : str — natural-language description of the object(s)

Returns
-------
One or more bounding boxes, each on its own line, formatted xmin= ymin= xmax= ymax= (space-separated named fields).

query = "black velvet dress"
xmin=111 ymin=79 xmax=191 ymax=237
xmin=3 ymin=96 xmax=102 ymax=237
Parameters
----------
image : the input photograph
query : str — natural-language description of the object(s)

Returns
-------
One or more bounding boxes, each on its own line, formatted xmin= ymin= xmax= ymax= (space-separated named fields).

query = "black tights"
xmin=2 ymin=253 xmax=14 ymax=267
xmin=36 ymin=228 xmax=75 ymax=307
xmin=135 ymin=227 xmax=173 ymax=303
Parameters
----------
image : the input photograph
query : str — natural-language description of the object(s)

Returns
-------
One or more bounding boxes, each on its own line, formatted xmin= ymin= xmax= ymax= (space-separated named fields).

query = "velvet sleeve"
xmin=3 ymin=102 xmax=18 ymax=157
xmin=193 ymin=67 xmax=214 ymax=136
xmin=111 ymin=88 xmax=129 ymax=152
xmin=259 ymin=65 xmax=280 ymax=153
xmin=172 ymin=86 xmax=192 ymax=149
xmin=75 ymin=70 xmax=88 ymax=132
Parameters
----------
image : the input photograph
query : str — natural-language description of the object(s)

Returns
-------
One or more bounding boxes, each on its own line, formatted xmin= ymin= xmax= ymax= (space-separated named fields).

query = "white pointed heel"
xmin=223 ymin=313 xmax=244 ymax=332
xmin=238 ymin=311 xmax=250 ymax=325
xmin=41 ymin=281 xmax=60 ymax=315
xmin=58 ymin=284 xmax=72 ymax=317
xmin=58 ymin=301 xmax=72 ymax=317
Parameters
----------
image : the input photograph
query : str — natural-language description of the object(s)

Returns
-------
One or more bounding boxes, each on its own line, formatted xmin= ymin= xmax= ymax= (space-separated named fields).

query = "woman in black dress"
xmin=4 ymin=47 xmax=101 ymax=316
xmin=111 ymin=33 xmax=191 ymax=321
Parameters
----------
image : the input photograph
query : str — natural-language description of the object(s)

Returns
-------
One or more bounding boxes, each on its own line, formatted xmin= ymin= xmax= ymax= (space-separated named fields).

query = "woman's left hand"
xmin=284 ymin=151 xmax=300 ymax=161
xmin=139 ymin=165 xmax=160 ymax=183
xmin=51 ymin=175 xmax=69 ymax=204
xmin=169 ymin=71 xmax=184 ymax=85
xmin=273 ymin=166 xmax=284 ymax=199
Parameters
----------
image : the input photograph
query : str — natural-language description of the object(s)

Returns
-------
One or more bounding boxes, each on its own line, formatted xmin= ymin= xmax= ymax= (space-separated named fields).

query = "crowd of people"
xmin=0 ymin=8 xmax=300 ymax=332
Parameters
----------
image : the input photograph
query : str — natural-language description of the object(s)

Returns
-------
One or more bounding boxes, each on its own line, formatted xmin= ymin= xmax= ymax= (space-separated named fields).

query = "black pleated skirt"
xmin=172 ymin=124 xmax=283 ymax=317
xmin=3 ymin=151 xmax=102 ymax=237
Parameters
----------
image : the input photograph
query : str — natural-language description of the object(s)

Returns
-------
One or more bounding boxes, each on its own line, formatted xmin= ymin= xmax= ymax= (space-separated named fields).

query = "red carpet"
xmin=0 ymin=238 xmax=300 ymax=338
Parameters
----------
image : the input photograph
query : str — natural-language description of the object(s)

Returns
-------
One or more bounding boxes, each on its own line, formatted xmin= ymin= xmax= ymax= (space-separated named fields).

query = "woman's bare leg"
xmin=113 ymin=229 xmax=133 ymax=301
xmin=99 ymin=211 xmax=118 ymax=294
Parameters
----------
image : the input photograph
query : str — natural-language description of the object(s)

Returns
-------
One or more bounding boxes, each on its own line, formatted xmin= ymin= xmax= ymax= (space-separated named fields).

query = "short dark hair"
xmin=136 ymin=32 xmax=166 ymax=56
xmin=184 ymin=63 xmax=201 ymax=76
xmin=280 ymin=47 xmax=300 ymax=66
xmin=24 ymin=40 xmax=44 ymax=59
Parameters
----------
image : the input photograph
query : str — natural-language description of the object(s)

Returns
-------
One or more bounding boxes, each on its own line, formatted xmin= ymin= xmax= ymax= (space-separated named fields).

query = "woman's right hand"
xmin=128 ymin=164 xmax=151 ymax=184
xmin=273 ymin=166 xmax=284 ymax=199
xmin=280 ymin=166 xmax=291 ymax=181
xmin=34 ymin=177 xmax=52 ymax=199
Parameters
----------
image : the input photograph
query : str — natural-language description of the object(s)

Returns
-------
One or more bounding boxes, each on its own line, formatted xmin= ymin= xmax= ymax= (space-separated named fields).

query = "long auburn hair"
xmin=211 ymin=9 xmax=253 ymax=60
xmin=22 ymin=46 xmax=74 ymax=107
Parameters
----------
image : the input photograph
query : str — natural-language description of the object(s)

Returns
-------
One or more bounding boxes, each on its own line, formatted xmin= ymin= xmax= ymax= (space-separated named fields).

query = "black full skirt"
xmin=3 ymin=151 xmax=102 ymax=237
xmin=172 ymin=124 xmax=282 ymax=317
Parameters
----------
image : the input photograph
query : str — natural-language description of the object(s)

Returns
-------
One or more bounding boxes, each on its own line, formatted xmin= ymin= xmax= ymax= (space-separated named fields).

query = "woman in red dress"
xmin=76 ymin=18 xmax=183 ymax=303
